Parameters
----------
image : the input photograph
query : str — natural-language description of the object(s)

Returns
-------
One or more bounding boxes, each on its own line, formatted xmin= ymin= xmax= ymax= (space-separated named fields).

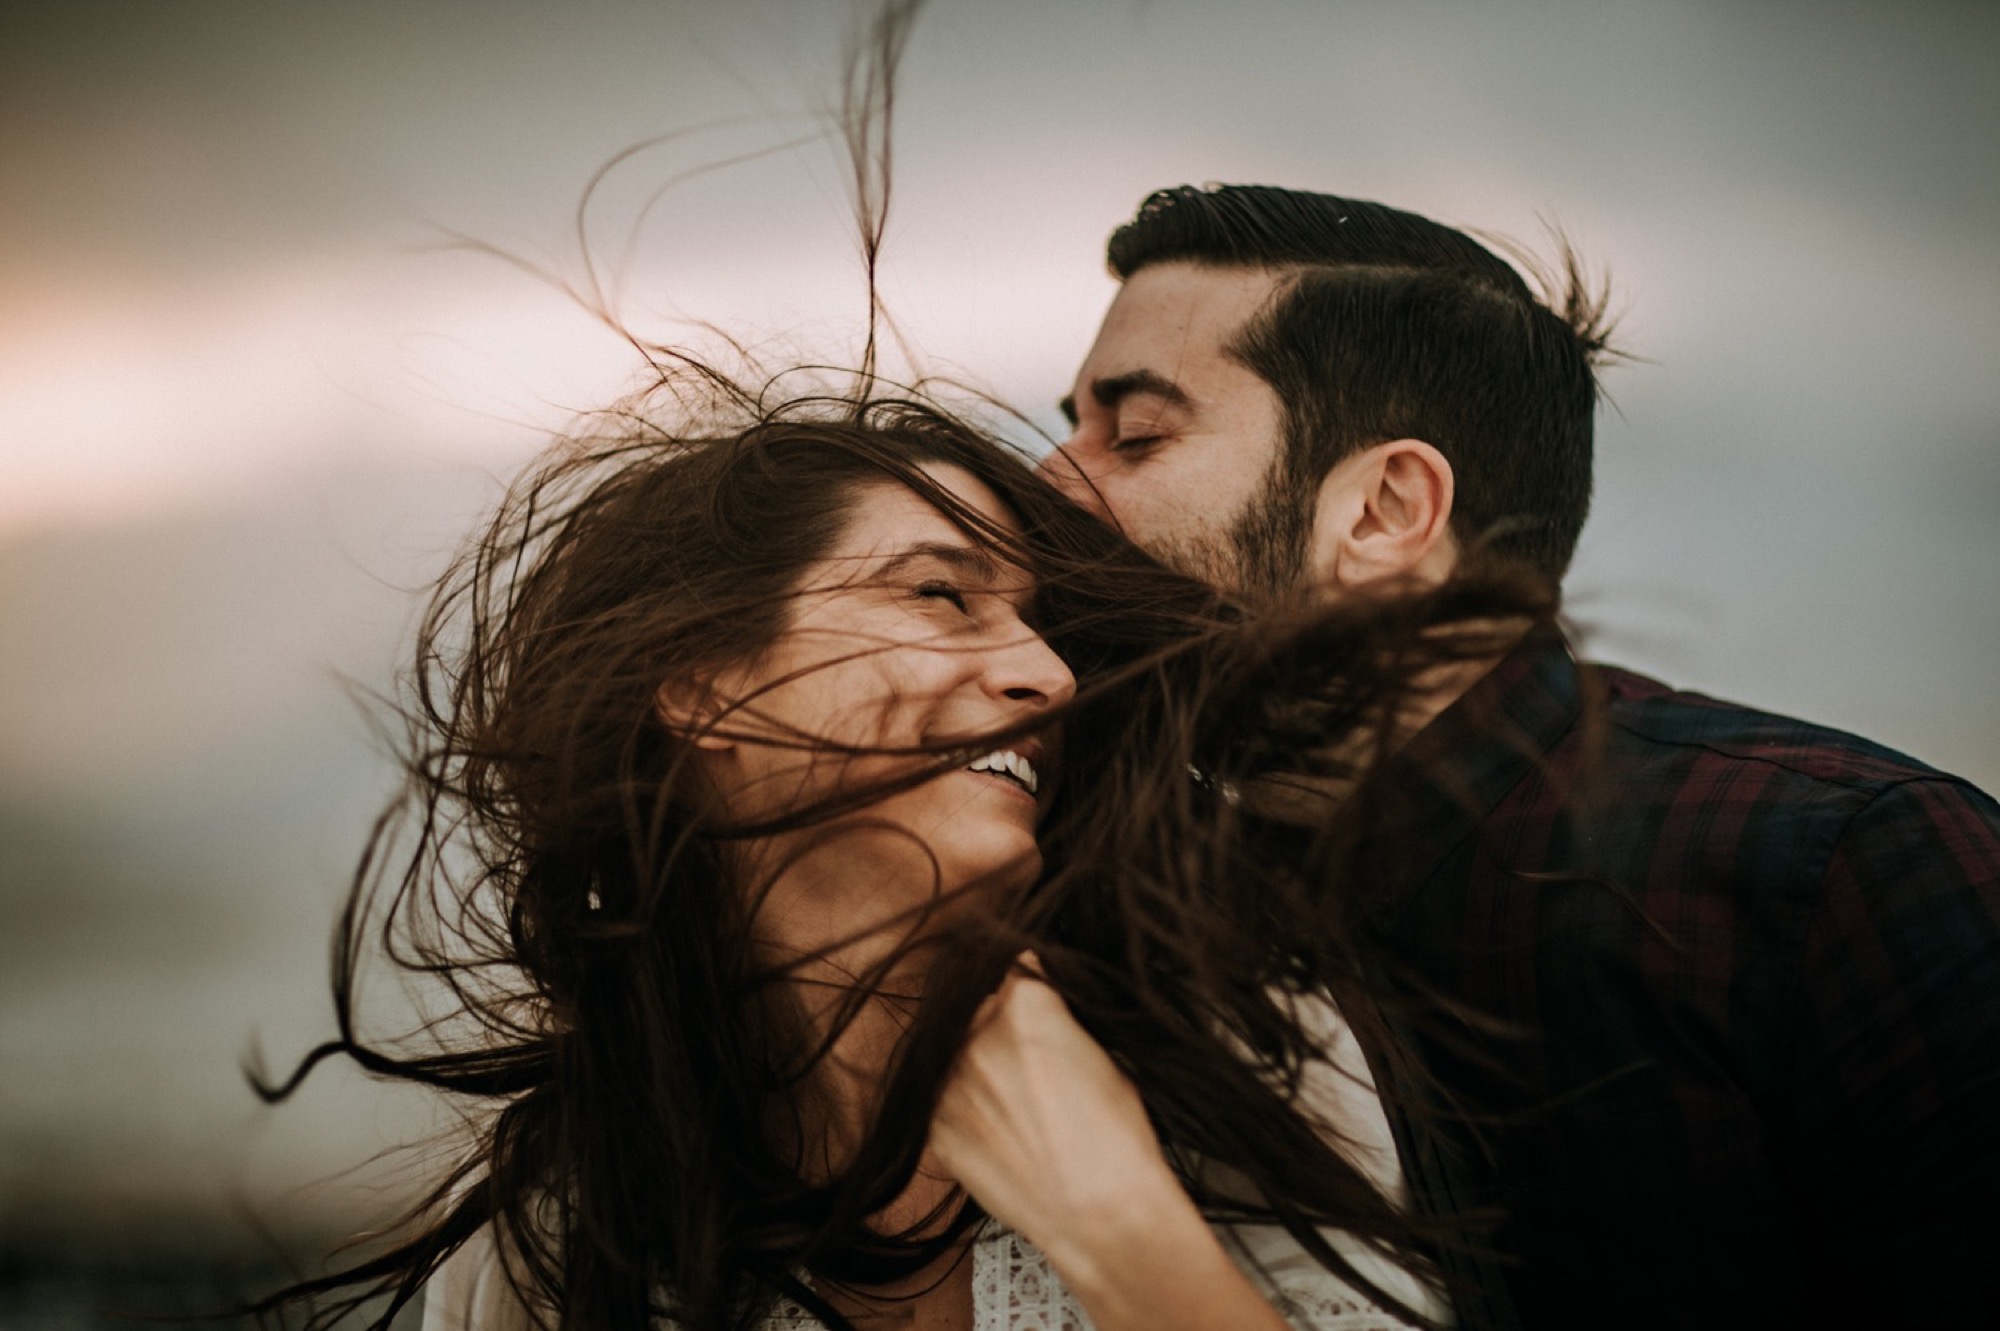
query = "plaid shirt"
xmin=1365 ymin=633 xmax=2000 ymax=1330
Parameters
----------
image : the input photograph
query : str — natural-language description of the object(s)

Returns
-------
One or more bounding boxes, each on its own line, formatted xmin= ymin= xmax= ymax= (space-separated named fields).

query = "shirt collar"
xmin=1358 ymin=626 xmax=1586 ymax=913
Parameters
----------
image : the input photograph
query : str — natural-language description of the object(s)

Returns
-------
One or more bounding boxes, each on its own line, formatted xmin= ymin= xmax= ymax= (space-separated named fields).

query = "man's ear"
xmin=655 ymin=678 xmax=737 ymax=752
xmin=1311 ymin=438 xmax=1457 ymax=594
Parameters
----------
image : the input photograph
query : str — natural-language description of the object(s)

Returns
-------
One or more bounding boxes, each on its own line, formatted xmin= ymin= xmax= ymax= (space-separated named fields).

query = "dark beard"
xmin=1224 ymin=449 xmax=1316 ymax=598
xmin=1152 ymin=429 xmax=1320 ymax=595
xmin=1152 ymin=448 xmax=1314 ymax=598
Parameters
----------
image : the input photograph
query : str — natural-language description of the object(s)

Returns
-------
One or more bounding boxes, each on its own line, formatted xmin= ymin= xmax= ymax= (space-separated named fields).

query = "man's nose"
xmin=1034 ymin=441 xmax=1108 ymax=519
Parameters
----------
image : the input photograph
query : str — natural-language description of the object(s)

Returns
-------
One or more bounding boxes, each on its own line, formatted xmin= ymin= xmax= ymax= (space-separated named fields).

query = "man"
xmin=1039 ymin=185 xmax=2000 ymax=1329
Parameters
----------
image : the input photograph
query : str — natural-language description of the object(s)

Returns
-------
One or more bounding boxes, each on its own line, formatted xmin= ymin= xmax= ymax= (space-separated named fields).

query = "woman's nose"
xmin=992 ymin=630 xmax=1076 ymax=708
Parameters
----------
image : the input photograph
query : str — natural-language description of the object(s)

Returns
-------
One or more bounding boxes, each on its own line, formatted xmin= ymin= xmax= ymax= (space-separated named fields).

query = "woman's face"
xmin=691 ymin=462 xmax=1075 ymax=926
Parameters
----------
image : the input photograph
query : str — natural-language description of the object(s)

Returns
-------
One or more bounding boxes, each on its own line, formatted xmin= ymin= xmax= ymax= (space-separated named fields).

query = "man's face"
xmin=1041 ymin=262 xmax=1305 ymax=595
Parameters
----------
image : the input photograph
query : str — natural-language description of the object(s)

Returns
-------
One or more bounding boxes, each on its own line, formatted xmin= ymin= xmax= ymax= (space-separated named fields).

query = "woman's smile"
xmin=960 ymin=745 xmax=1044 ymax=799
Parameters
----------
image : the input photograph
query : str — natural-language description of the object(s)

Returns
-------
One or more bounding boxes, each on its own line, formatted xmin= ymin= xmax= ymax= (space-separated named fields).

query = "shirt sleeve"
xmin=1220 ymin=993 xmax=1453 ymax=1329
xmin=1221 ymin=1219 xmax=1452 ymax=1330
xmin=1790 ymin=775 xmax=2000 ymax=1324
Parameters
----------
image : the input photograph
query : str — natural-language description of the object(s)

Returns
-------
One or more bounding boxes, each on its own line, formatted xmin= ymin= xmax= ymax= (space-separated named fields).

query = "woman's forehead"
xmin=830 ymin=463 xmax=1020 ymax=560
xmin=780 ymin=467 xmax=1039 ymax=610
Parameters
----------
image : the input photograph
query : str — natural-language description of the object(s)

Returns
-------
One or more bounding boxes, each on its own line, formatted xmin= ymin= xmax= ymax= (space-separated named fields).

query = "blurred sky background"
xmin=2 ymin=0 xmax=1997 ymax=1267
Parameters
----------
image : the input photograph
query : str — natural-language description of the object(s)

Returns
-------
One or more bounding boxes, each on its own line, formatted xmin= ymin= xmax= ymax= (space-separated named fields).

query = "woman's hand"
xmin=928 ymin=954 xmax=1293 ymax=1331
xmin=927 ymin=954 xmax=1175 ymax=1247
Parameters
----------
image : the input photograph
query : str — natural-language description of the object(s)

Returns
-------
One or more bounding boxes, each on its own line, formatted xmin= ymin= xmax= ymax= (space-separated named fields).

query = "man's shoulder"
xmin=1397 ymin=636 xmax=1998 ymax=904
xmin=1576 ymin=658 xmax=1968 ymax=801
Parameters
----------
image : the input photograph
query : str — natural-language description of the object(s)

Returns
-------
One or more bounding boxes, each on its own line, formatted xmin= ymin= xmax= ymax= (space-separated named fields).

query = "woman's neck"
xmin=742 ymin=824 xmax=1007 ymax=1250
xmin=750 ymin=859 xmax=946 ymax=1197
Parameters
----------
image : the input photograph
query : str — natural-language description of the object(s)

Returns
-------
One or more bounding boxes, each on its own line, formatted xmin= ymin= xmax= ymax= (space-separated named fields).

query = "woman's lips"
xmin=962 ymin=745 xmax=1041 ymax=796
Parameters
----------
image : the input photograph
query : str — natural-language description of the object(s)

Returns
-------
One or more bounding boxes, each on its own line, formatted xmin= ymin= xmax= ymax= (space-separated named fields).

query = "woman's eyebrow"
xmin=873 ymin=541 xmax=1004 ymax=583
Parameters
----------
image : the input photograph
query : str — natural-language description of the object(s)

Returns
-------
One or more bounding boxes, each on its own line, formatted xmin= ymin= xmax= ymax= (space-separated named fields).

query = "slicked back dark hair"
xmin=1107 ymin=185 xmax=1618 ymax=582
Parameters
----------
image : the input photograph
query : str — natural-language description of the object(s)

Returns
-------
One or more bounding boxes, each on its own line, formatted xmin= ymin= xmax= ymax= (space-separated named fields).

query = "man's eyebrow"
xmin=1089 ymin=369 xmax=1193 ymax=414
xmin=1059 ymin=371 xmax=1189 ymax=429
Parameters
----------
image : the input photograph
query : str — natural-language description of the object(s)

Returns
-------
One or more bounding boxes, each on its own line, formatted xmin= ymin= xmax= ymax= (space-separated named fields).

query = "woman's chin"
xmin=892 ymin=773 xmax=1043 ymax=880
xmin=938 ymin=832 xmax=1043 ymax=899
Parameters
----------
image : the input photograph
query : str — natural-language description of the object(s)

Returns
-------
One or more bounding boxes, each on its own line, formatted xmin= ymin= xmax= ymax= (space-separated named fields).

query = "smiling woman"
xmin=245 ymin=387 xmax=1119 ymax=1330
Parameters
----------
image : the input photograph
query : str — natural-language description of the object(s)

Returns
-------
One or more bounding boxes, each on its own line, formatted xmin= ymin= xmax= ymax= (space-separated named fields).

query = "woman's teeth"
xmin=964 ymin=748 xmax=1039 ymax=795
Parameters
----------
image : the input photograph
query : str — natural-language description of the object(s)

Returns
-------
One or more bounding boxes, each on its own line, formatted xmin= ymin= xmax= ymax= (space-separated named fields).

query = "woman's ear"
xmin=1310 ymin=438 xmax=1457 ymax=595
xmin=655 ymin=678 xmax=737 ymax=752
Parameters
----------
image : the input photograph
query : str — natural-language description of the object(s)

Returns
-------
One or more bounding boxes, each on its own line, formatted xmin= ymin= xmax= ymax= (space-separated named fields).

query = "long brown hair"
xmin=248 ymin=358 xmax=1548 ymax=1331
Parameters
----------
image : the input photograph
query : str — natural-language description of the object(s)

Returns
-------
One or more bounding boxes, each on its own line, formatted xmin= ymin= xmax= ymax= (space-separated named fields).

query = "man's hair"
xmin=1108 ymin=184 xmax=1619 ymax=582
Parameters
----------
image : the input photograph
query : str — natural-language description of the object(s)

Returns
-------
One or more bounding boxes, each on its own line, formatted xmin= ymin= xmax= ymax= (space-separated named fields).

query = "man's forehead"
xmin=1080 ymin=264 xmax=1286 ymax=377
xmin=1107 ymin=262 xmax=1286 ymax=328
xmin=1063 ymin=265 xmax=1287 ymax=420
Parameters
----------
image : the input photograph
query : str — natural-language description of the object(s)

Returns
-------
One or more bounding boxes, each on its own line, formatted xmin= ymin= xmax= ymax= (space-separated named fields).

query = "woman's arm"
xmin=927 ymin=958 xmax=1294 ymax=1331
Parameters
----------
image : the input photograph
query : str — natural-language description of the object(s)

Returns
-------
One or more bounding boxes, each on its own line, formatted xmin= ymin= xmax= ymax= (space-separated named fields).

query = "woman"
xmin=258 ymin=380 xmax=1487 ymax=1330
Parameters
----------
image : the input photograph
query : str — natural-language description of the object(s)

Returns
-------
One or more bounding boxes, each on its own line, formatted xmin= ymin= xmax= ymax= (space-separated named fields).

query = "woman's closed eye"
xmin=914 ymin=580 xmax=971 ymax=613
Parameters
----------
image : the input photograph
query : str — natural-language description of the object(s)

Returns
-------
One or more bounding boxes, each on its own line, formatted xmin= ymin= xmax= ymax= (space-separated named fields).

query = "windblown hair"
xmin=249 ymin=356 xmax=1553 ymax=1330
xmin=1106 ymin=184 xmax=1622 ymax=582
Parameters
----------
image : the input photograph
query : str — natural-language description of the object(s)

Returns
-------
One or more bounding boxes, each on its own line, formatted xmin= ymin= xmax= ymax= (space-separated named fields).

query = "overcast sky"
xmin=1 ymin=0 xmax=1995 ymax=1234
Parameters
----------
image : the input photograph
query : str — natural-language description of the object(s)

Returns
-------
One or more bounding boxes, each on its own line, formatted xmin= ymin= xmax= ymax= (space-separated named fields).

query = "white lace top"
xmin=422 ymin=998 xmax=1443 ymax=1330
xmin=739 ymin=1216 xmax=1433 ymax=1331
xmin=425 ymin=1216 xmax=1437 ymax=1331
